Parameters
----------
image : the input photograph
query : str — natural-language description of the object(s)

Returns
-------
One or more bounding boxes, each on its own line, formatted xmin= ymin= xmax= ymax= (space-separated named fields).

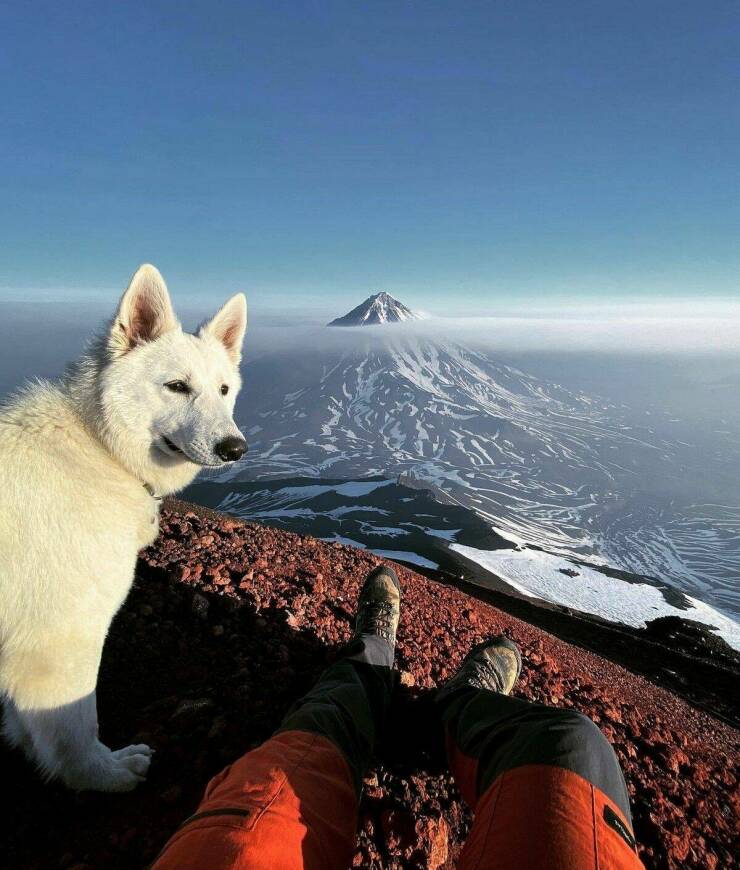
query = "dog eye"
xmin=220 ymin=384 xmax=229 ymax=396
xmin=165 ymin=380 xmax=191 ymax=394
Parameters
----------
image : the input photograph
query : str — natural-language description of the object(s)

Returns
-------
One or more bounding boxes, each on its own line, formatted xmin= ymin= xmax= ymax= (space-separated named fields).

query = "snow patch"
xmin=452 ymin=544 xmax=740 ymax=650
xmin=370 ymin=549 xmax=440 ymax=569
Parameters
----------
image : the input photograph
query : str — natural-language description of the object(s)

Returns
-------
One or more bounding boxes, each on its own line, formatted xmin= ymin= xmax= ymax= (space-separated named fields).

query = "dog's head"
xmin=97 ymin=264 xmax=248 ymax=489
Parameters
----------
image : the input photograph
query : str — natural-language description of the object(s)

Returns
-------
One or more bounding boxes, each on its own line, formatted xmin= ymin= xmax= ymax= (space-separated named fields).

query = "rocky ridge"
xmin=3 ymin=501 xmax=738 ymax=869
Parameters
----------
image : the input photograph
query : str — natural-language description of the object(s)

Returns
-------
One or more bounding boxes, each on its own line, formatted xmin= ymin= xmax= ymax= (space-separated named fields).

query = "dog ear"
xmin=109 ymin=264 xmax=179 ymax=356
xmin=198 ymin=293 xmax=248 ymax=365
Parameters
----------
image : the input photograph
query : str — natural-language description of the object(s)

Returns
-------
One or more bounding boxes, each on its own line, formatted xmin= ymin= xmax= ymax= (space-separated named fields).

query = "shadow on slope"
xmin=3 ymin=503 xmax=737 ymax=869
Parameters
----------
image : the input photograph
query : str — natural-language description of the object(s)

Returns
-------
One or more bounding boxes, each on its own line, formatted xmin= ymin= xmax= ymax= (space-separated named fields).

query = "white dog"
xmin=0 ymin=264 xmax=247 ymax=791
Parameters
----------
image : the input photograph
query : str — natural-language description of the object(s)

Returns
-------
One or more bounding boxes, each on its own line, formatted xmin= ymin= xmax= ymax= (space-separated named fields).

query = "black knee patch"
xmin=476 ymin=704 xmax=633 ymax=824
xmin=277 ymin=657 xmax=394 ymax=797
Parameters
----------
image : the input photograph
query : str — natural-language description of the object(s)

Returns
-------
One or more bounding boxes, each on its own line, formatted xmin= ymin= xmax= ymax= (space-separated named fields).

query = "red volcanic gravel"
xmin=4 ymin=503 xmax=738 ymax=869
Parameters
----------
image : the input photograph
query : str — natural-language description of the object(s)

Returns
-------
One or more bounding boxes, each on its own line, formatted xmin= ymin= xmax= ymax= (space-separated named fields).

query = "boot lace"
xmin=466 ymin=654 xmax=504 ymax=692
xmin=357 ymin=600 xmax=396 ymax=642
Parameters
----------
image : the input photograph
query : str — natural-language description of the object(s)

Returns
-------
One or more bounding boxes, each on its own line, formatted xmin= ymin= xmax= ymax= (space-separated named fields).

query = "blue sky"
xmin=1 ymin=0 xmax=738 ymax=315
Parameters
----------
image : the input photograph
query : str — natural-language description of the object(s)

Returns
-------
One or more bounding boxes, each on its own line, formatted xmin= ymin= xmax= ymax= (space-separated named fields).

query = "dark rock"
xmin=191 ymin=593 xmax=210 ymax=619
xmin=644 ymin=616 xmax=739 ymax=667
xmin=170 ymin=698 xmax=215 ymax=725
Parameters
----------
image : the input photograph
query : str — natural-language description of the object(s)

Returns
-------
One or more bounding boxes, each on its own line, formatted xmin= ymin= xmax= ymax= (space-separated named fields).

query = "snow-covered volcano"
xmin=328 ymin=292 xmax=421 ymax=326
xmin=205 ymin=334 xmax=740 ymax=625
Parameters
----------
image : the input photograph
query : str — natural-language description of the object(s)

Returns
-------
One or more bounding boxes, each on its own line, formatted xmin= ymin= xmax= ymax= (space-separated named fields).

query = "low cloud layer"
xmin=1 ymin=295 xmax=737 ymax=401
xmin=240 ymin=298 xmax=740 ymax=358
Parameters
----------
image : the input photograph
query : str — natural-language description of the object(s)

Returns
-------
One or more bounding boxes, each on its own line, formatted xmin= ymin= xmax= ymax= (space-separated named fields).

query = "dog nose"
xmin=214 ymin=436 xmax=248 ymax=462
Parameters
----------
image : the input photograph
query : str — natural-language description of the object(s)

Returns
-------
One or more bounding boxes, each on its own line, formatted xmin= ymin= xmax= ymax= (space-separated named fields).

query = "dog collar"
xmin=143 ymin=482 xmax=162 ymax=501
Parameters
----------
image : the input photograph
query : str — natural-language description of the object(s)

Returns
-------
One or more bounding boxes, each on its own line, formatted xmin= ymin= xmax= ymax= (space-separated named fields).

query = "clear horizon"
xmin=2 ymin=1 xmax=738 ymax=312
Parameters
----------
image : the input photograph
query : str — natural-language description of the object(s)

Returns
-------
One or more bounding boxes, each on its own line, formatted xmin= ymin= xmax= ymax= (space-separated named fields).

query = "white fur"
xmin=0 ymin=264 xmax=247 ymax=791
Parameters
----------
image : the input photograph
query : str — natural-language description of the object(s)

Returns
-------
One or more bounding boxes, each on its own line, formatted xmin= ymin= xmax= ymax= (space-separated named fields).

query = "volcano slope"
xmin=3 ymin=502 xmax=737 ymax=869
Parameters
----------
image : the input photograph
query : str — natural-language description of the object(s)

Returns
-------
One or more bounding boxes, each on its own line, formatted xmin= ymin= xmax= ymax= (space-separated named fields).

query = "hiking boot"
xmin=353 ymin=565 xmax=401 ymax=648
xmin=441 ymin=635 xmax=522 ymax=696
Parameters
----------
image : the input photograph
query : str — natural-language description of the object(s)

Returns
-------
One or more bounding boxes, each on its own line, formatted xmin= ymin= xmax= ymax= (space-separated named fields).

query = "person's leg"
xmin=438 ymin=637 xmax=644 ymax=870
xmin=152 ymin=566 xmax=401 ymax=870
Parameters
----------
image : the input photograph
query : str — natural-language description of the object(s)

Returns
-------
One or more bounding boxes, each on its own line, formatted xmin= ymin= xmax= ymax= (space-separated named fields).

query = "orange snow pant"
xmin=153 ymin=639 xmax=644 ymax=869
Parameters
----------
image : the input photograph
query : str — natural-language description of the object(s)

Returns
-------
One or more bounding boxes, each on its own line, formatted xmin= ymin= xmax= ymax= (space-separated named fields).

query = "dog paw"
xmin=105 ymin=743 xmax=153 ymax=790
xmin=112 ymin=743 xmax=154 ymax=761
xmin=65 ymin=742 xmax=154 ymax=792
